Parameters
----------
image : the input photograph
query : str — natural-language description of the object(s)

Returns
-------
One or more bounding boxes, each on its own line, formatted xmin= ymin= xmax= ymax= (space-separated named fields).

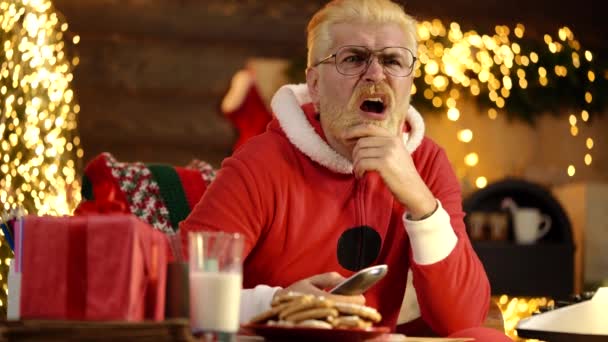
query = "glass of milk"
xmin=189 ymin=231 xmax=244 ymax=341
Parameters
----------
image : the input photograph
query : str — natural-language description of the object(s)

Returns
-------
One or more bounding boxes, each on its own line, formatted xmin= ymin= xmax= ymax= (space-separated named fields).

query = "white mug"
xmin=512 ymin=208 xmax=551 ymax=244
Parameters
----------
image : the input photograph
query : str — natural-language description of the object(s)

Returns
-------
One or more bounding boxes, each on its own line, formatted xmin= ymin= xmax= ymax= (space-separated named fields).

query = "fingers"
xmin=353 ymin=157 xmax=378 ymax=179
xmin=326 ymin=293 xmax=366 ymax=305
xmin=352 ymin=136 xmax=387 ymax=158
xmin=277 ymin=272 xmax=368 ymax=307
xmin=297 ymin=281 xmax=334 ymax=298
xmin=303 ymin=274 xmax=367 ymax=305
xmin=352 ymin=142 xmax=388 ymax=179
xmin=308 ymin=272 xmax=345 ymax=288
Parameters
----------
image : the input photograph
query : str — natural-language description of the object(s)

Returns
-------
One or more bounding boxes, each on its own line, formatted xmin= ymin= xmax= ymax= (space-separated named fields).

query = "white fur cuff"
xmin=404 ymin=200 xmax=458 ymax=265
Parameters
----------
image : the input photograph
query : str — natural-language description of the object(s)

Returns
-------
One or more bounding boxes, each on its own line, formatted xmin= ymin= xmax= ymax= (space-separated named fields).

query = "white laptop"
xmin=516 ymin=287 xmax=608 ymax=341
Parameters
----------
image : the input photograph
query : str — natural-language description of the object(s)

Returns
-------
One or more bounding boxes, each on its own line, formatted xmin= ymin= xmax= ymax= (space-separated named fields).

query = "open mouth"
xmin=360 ymin=97 xmax=386 ymax=114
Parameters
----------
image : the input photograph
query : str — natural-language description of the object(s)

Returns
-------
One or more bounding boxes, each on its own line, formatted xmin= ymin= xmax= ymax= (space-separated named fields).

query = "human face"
xmin=306 ymin=21 xmax=415 ymax=160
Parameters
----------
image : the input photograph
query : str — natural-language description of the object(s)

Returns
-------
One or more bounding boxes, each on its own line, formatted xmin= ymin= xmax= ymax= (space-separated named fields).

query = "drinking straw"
xmin=167 ymin=233 xmax=184 ymax=262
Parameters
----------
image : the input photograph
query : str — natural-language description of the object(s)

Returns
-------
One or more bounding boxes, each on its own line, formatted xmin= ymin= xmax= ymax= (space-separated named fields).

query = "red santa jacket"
xmin=180 ymin=84 xmax=490 ymax=335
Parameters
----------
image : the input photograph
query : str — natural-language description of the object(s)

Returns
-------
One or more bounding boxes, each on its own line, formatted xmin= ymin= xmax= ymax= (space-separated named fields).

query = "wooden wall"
xmin=52 ymin=0 xmax=605 ymax=168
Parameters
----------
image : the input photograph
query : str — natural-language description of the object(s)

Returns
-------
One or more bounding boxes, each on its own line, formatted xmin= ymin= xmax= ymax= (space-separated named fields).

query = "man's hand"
xmin=344 ymin=123 xmax=436 ymax=220
xmin=273 ymin=272 xmax=365 ymax=305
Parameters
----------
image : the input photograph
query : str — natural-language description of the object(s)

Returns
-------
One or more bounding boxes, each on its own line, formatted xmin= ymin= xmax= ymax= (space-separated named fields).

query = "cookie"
xmin=278 ymin=296 xmax=334 ymax=320
xmin=249 ymin=302 xmax=291 ymax=323
xmin=334 ymin=302 xmax=382 ymax=323
xmin=296 ymin=319 xmax=333 ymax=329
xmin=284 ymin=307 xmax=339 ymax=323
xmin=267 ymin=320 xmax=294 ymax=327
xmin=331 ymin=315 xmax=373 ymax=329
xmin=271 ymin=291 xmax=312 ymax=306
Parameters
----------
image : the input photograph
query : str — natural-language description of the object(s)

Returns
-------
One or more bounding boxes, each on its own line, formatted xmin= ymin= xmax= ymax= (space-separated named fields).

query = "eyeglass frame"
xmin=311 ymin=45 xmax=418 ymax=77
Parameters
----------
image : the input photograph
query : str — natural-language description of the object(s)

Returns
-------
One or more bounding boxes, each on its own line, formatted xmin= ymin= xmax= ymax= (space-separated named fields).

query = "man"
xmin=181 ymin=0 xmax=508 ymax=339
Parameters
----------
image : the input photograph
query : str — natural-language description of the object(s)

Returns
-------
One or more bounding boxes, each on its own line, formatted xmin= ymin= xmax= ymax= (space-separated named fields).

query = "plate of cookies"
xmin=241 ymin=292 xmax=390 ymax=342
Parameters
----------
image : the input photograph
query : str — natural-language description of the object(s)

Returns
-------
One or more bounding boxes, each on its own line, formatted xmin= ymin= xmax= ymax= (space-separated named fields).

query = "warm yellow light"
xmin=585 ymin=154 xmax=592 ymax=166
xmin=581 ymin=110 xmax=589 ymax=122
xmin=470 ymin=85 xmax=480 ymax=96
xmin=432 ymin=96 xmax=442 ymax=107
xmin=0 ymin=0 xmax=81 ymax=217
xmin=425 ymin=60 xmax=440 ymax=75
xmin=568 ymin=165 xmax=576 ymax=177
xmin=488 ymin=108 xmax=498 ymax=120
xmin=585 ymin=92 xmax=592 ymax=103
xmin=447 ymin=108 xmax=460 ymax=121
xmin=511 ymin=43 xmax=521 ymax=54
xmin=530 ymin=52 xmax=539 ymax=63
xmin=572 ymin=52 xmax=581 ymax=68
xmin=457 ymin=129 xmax=473 ymax=143
xmin=514 ymin=24 xmax=525 ymax=38
xmin=449 ymin=89 xmax=460 ymax=100
xmin=586 ymin=138 xmax=594 ymax=149
xmin=72 ymin=35 xmax=80 ymax=44
xmin=519 ymin=79 xmax=528 ymax=89
xmin=432 ymin=75 xmax=448 ymax=90
xmin=465 ymin=153 xmax=479 ymax=166
xmin=570 ymin=126 xmax=579 ymax=136
xmin=588 ymin=71 xmax=595 ymax=82
xmin=584 ymin=50 xmax=593 ymax=62
xmin=476 ymin=177 xmax=488 ymax=188
xmin=446 ymin=97 xmax=456 ymax=108
xmin=548 ymin=42 xmax=557 ymax=53
xmin=495 ymin=97 xmax=505 ymax=108
xmin=569 ymin=114 xmax=577 ymax=126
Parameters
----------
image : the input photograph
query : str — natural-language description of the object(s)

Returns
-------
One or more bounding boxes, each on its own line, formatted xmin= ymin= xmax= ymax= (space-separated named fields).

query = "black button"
xmin=337 ymin=226 xmax=382 ymax=272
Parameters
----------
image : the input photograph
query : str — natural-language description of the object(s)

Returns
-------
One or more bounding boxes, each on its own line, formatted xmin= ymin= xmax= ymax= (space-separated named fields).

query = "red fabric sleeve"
xmin=408 ymin=141 xmax=490 ymax=336
xmin=174 ymin=166 xmax=207 ymax=211
xmin=178 ymin=156 xmax=266 ymax=260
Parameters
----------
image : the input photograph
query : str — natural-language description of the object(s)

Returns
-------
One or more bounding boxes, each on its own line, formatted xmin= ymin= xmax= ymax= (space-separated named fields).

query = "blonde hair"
xmin=307 ymin=0 xmax=418 ymax=67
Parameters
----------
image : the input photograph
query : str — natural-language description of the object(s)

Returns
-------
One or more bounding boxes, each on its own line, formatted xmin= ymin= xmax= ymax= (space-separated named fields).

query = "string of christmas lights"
xmin=0 ymin=0 xmax=81 ymax=316
xmin=1 ymin=0 xmax=81 ymax=215
xmin=411 ymin=20 xmax=603 ymax=188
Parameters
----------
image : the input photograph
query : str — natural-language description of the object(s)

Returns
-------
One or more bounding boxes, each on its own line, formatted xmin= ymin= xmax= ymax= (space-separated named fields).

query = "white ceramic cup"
xmin=512 ymin=208 xmax=552 ymax=244
xmin=189 ymin=231 xmax=244 ymax=339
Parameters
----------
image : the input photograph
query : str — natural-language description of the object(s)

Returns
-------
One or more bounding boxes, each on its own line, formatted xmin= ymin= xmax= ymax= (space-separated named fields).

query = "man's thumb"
xmin=309 ymin=272 xmax=345 ymax=289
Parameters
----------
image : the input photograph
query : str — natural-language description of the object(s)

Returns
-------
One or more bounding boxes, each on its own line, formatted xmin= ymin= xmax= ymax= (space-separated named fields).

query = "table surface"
xmin=0 ymin=320 xmax=474 ymax=342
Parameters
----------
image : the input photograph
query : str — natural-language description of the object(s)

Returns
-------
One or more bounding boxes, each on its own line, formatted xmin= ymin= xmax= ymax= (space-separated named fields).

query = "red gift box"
xmin=20 ymin=214 xmax=168 ymax=321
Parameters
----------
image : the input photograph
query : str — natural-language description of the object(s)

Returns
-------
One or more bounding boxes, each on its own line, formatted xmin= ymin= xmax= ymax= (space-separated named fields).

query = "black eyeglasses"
xmin=312 ymin=45 xmax=417 ymax=77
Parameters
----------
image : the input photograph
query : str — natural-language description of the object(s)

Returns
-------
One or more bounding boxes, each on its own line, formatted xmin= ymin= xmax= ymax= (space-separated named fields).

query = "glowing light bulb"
xmin=476 ymin=177 xmax=488 ymax=188
xmin=457 ymin=129 xmax=473 ymax=143
xmin=447 ymin=108 xmax=460 ymax=121
xmin=465 ymin=153 xmax=479 ymax=166
xmin=570 ymin=126 xmax=578 ymax=136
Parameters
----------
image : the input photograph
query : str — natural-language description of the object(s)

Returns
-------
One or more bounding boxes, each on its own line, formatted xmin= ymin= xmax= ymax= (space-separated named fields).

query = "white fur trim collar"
xmin=270 ymin=84 xmax=425 ymax=174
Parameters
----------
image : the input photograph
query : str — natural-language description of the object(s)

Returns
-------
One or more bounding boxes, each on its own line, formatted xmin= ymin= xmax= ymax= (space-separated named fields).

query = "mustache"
xmin=346 ymin=82 xmax=395 ymax=111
